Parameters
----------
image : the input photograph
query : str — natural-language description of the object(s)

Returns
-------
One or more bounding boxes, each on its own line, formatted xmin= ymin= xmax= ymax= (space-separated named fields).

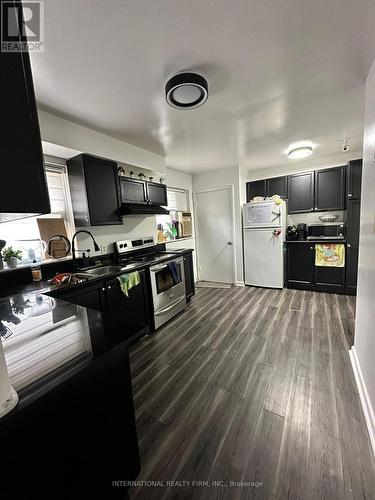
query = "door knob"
xmin=227 ymin=241 xmax=232 ymax=245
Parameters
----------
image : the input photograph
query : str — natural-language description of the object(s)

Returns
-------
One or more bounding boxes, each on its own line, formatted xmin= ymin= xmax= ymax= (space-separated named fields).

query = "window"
xmin=166 ymin=187 xmax=189 ymax=212
xmin=0 ymin=164 xmax=74 ymax=266
xmin=156 ymin=187 xmax=191 ymax=242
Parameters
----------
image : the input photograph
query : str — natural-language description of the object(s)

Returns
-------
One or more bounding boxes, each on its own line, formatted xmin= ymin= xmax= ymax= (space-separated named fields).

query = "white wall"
xmin=74 ymin=217 xmax=157 ymax=256
xmin=38 ymin=110 xmax=165 ymax=171
xmin=245 ymin=153 xmax=363 ymax=182
xmin=192 ymin=167 xmax=244 ymax=284
xmin=38 ymin=112 xmax=195 ymax=260
xmin=351 ymin=58 xmax=375 ymax=454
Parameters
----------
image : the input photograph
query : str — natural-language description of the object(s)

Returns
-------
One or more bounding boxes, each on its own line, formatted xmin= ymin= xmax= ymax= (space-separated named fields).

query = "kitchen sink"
xmin=83 ymin=265 xmax=123 ymax=276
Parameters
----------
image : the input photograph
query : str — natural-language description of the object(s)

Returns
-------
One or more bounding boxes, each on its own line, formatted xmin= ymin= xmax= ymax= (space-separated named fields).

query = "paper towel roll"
xmin=0 ymin=338 xmax=18 ymax=418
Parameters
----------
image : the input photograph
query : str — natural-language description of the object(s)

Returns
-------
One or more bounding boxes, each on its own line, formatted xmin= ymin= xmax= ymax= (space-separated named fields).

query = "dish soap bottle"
xmin=31 ymin=259 xmax=42 ymax=282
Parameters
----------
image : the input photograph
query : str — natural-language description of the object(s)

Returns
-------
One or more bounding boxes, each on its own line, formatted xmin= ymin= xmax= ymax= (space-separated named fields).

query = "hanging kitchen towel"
xmin=117 ymin=271 xmax=140 ymax=297
xmin=315 ymin=244 xmax=345 ymax=267
xmin=168 ymin=262 xmax=179 ymax=284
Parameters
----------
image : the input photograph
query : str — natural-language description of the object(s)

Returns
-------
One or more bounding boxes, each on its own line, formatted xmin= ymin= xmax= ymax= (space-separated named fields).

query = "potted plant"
xmin=2 ymin=247 xmax=22 ymax=269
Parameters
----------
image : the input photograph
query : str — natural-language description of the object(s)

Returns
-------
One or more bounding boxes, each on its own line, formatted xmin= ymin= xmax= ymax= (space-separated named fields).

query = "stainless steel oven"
xmin=150 ymin=257 xmax=186 ymax=329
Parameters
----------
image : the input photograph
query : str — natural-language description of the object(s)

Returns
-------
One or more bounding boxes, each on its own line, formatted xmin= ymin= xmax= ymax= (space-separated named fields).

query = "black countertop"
xmin=0 ymin=247 xmax=193 ymax=400
xmin=0 ymin=291 xmax=144 ymax=498
xmin=0 ymin=290 xmax=147 ymax=412
xmin=0 ymin=249 xmax=189 ymax=298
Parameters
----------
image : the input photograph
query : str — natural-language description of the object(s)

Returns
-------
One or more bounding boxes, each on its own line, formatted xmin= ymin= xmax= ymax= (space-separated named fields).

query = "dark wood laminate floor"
xmin=128 ymin=287 xmax=375 ymax=500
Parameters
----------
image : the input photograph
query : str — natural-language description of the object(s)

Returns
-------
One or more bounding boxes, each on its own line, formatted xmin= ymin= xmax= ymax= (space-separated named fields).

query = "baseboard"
xmin=236 ymin=281 xmax=245 ymax=287
xmin=350 ymin=347 xmax=375 ymax=457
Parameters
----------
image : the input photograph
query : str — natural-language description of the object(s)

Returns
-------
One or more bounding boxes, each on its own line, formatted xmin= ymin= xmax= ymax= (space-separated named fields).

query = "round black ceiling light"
xmin=165 ymin=72 xmax=208 ymax=110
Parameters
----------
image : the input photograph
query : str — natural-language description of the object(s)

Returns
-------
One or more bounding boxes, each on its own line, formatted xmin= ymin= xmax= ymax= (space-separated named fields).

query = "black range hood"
xmin=119 ymin=204 xmax=170 ymax=216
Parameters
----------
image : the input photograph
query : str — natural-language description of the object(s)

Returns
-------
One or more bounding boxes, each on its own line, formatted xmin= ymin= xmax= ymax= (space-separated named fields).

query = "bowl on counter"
xmin=318 ymin=214 xmax=339 ymax=222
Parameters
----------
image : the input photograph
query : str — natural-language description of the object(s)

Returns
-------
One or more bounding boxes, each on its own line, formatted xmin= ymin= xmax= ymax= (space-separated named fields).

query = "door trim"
xmin=193 ymin=185 xmax=236 ymax=284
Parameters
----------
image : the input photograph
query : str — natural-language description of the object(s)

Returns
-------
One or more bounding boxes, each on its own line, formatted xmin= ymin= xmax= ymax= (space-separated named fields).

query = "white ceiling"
xmin=31 ymin=0 xmax=375 ymax=173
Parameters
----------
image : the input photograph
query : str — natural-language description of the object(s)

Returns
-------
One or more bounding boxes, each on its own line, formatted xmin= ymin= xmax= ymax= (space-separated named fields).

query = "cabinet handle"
xmin=347 ymin=244 xmax=351 ymax=248
xmin=348 ymin=193 xmax=352 ymax=197
xmin=101 ymin=287 xmax=105 ymax=291
xmin=310 ymin=246 xmax=314 ymax=250
xmin=107 ymin=285 xmax=111 ymax=289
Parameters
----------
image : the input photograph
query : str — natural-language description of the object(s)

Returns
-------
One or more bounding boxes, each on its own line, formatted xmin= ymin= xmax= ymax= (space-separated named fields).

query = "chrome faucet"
xmin=71 ymin=230 xmax=100 ymax=266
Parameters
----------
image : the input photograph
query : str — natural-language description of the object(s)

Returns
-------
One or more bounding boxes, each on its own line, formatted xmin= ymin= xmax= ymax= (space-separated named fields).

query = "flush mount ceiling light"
xmin=287 ymin=145 xmax=313 ymax=159
xmin=165 ymin=72 xmax=208 ymax=110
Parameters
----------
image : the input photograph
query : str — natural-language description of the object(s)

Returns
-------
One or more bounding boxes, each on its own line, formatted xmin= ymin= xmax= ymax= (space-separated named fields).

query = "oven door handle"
xmin=155 ymin=296 xmax=185 ymax=315
xmin=150 ymin=258 xmax=183 ymax=272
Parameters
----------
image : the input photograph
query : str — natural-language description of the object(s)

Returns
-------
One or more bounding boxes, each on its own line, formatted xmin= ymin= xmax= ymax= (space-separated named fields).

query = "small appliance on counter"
xmin=297 ymin=223 xmax=307 ymax=241
xmin=307 ymin=222 xmax=345 ymax=240
xmin=286 ymin=226 xmax=298 ymax=241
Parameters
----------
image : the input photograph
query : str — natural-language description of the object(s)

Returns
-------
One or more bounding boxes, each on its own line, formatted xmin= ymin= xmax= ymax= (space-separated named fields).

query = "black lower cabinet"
xmin=346 ymin=245 xmax=359 ymax=294
xmin=286 ymin=243 xmax=347 ymax=293
xmin=286 ymin=243 xmax=314 ymax=288
xmin=51 ymin=269 xmax=152 ymax=335
xmin=56 ymin=281 xmax=105 ymax=310
xmin=0 ymin=342 xmax=140 ymax=500
xmin=104 ymin=269 xmax=152 ymax=333
xmin=183 ymin=251 xmax=195 ymax=301
xmin=315 ymin=266 xmax=345 ymax=291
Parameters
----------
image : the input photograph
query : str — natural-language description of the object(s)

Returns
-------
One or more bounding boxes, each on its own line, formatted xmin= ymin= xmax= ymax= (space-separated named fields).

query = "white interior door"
xmin=195 ymin=187 xmax=234 ymax=284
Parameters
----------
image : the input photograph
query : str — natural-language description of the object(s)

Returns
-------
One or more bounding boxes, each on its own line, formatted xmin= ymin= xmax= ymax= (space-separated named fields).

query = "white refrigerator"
xmin=243 ymin=200 xmax=286 ymax=288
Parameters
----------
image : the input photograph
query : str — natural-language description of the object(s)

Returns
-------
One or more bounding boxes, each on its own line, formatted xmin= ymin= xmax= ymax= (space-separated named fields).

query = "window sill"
xmin=164 ymin=236 xmax=194 ymax=243
xmin=0 ymin=256 xmax=73 ymax=274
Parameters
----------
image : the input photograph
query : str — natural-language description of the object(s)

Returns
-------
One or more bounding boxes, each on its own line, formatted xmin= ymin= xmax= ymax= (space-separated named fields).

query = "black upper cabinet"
xmin=1 ymin=44 xmax=50 ymax=222
xmin=246 ymin=176 xmax=287 ymax=202
xmin=347 ymin=159 xmax=362 ymax=200
xmin=120 ymin=178 xmax=167 ymax=206
xmin=246 ymin=180 xmax=266 ymax=202
xmin=67 ymin=154 xmax=122 ymax=227
xmin=266 ymin=176 xmax=288 ymax=199
xmin=314 ymin=166 xmax=345 ymax=211
xmin=288 ymin=172 xmax=314 ymax=214
xmin=147 ymin=182 xmax=168 ymax=206
xmin=120 ymin=178 xmax=148 ymax=204
xmin=345 ymin=161 xmax=362 ymax=294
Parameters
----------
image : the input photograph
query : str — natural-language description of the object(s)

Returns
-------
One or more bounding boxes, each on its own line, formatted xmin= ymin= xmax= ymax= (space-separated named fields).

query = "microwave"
xmin=307 ymin=222 xmax=345 ymax=240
